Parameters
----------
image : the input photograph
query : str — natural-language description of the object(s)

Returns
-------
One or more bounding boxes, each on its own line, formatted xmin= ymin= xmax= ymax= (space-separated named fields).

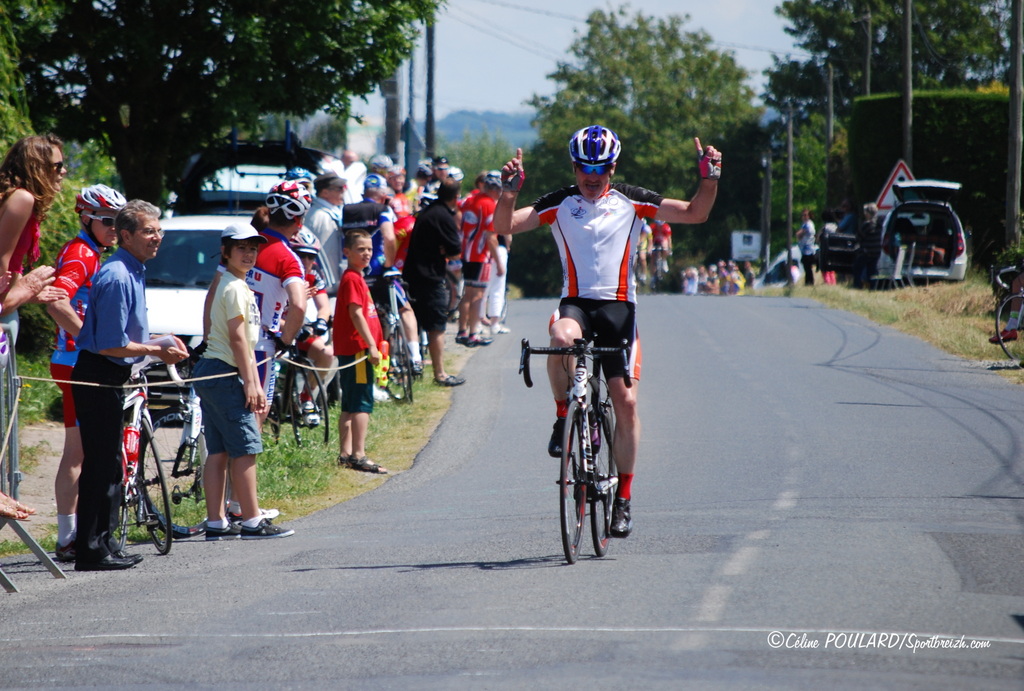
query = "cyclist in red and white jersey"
xmin=248 ymin=181 xmax=310 ymax=410
xmin=494 ymin=125 xmax=721 ymax=538
xmin=455 ymin=171 xmax=502 ymax=347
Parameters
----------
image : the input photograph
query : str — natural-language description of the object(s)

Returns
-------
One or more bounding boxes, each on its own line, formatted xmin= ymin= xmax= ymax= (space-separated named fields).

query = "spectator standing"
xmin=339 ymin=150 xmax=367 ymax=205
xmin=194 ymin=223 xmax=293 ymax=540
xmin=796 ymin=208 xmax=816 ymax=286
xmin=334 ymin=229 xmax=388 ymax=474
xmin=47 ymin=184 xmax=126 ymax=562
xmin=71 ymin=200 xmax=188 ymax=571
xmin=305 ymin=172 xmax=346 ymax=277
xmin=456 ymin=171 xmax=502 ymax=347
xmin=403 ymin=178 xmax=465 ymax=386
xmin=853 ymin=202 xmax=883 ymax=289
xmin=0 ymin=134 xmax=69 ymax=334
xmin=817 ymin=209 xmax=839 ymax=285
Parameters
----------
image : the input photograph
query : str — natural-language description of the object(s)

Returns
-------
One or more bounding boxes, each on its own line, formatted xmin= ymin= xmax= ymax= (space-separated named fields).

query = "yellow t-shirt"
xmin=206 ymin=273 xmax=260 ymax=367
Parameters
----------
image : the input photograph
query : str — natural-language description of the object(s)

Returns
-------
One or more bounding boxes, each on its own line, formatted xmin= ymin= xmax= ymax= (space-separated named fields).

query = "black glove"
xmin=312 ymin=317 xmax=329 ymax=337
xmin=296 ymin=325 xmax=314 ymax=343
xmin=187 ymin=340 xmax=208 ymax=363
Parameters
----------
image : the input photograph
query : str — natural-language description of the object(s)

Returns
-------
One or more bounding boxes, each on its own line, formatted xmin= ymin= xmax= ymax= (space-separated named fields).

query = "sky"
xmin=358 ymin=0 xmax=803 ymax=123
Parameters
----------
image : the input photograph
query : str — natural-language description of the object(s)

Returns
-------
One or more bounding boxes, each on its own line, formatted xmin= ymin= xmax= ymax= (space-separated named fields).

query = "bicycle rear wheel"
xmin=282 ymin=361 xmax=330 ymax=446
xmin=149 ymin=410 xmax=202 ymax=505
xmin=139 ymin=418 xmax=172 ymax=554
xmin=590 ymin=395 xmax=617 ymax=557
xmin=559 ymin=400 xmax=587 ymax=564
xmin=995 ymin=292 xmax=1024 ymax=364
xmin=386 ymin=325 xmax=414 ymax=403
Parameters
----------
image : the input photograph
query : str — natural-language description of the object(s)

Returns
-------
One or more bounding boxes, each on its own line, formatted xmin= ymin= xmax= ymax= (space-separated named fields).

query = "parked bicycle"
xmin=267 ymin=350 xmax=330 ymax=446
xmin=991 ymin=263 xmax=1024 ymax=364
xmin=376 ymin=270 xmax=416 ymax=403
xmin=114 ymin=364 xmax=174 ymax=555
xmin=519 ymin=337 xmax=629 ymax=564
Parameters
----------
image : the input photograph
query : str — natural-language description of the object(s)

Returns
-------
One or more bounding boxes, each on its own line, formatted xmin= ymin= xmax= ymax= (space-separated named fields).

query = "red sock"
xmin=555 ymin=399 xmax=568 ymax=418
xmin=617 ymin=473 xmax=634 ymax=500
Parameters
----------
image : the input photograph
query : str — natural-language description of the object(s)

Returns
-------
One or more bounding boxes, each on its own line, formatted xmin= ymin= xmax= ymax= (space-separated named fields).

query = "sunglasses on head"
xmin=85 ymin=214 xmax=116 ymax=227
xmin=575 ymin=162 xmax=612 ymax=175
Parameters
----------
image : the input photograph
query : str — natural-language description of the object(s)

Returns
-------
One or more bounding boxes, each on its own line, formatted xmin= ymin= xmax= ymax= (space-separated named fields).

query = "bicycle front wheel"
xmin=386 ymin=325 xmax=414 ymax=403
xmin=995 ymin=292 xmax=1024 ymax=364
xmin=590 ymin=396 xmax=617 ymax=557
xmin=559 ymin=400 xmax=587 ymax=564
xmin=283 ymin=362 xmax=330 ymax=446
xmin=139 ymin=418 xmax=172 ymax=554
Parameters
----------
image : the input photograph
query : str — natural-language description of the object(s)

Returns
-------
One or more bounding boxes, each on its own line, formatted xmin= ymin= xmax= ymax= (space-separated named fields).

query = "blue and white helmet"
xmin=568 ymin=125 xmax=621 ymax=166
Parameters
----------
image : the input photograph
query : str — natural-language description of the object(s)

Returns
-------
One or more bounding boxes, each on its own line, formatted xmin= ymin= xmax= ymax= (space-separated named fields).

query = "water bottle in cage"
xmin=123 ymin=424 xmax=140 ymax=478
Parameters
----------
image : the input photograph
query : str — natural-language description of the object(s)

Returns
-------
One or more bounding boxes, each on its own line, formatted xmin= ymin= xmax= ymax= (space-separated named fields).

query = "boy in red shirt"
xmin=333 ymin=229 xmax=388 ymax=474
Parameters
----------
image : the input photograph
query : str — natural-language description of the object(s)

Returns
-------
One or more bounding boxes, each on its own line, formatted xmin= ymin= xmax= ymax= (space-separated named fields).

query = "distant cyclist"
xmin=494 ymin=125 xmax=722 ymax=538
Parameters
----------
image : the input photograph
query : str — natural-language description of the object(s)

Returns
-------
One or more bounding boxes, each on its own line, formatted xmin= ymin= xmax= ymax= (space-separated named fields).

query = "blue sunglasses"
xmin=575 ymin=162 xmax=612 ymax=175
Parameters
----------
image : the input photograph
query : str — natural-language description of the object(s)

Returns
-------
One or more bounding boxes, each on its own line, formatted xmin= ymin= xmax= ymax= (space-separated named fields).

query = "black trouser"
xmin=72 ymin=350 xmax=131 ymax=564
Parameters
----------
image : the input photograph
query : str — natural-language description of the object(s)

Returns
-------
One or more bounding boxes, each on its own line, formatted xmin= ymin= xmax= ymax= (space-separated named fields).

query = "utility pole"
xmin=902 ymin=0 xmax=913 ymax=166
xmin=825 ymin=61 xmax=833 ymax=205
xmin=383 ymin=70 xmax=400 ymax=160
xmin=761 ymin=151 xmax=772 ymax=270
xmin=425 ymin=22 xmax=436 ymax=157
xmin=1008 ymin=0 xmax=1023 ymax=247
xmin=786 ymin=106 xmax=795 ymax=285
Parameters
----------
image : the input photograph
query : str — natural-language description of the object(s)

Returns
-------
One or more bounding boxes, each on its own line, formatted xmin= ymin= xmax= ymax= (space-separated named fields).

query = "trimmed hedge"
xmin=849 ymin=91 xmax=1013 ymax=267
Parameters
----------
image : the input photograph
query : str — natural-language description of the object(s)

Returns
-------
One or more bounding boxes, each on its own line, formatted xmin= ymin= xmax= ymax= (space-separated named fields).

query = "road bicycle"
xmin=376 ymin=271 xmax=416 ymax=403
xmin=519 ymin=337 xmax=629 ymax=564
xmin=147 ymin=364 xmax=206 ymax=507
xmin=992 ymin=263 xmax=1024 ymax=364
xmin=268 ymin=350 xmax=331 ymax=446
xmin=114 ymin=364 xmax=174 ymax=555
xmin=649 ymin=246 xmax=670 ymax=293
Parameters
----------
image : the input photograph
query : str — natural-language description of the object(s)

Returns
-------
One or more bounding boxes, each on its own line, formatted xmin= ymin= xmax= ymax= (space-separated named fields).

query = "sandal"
xmin=434 ymin=374 xmax=465 ymax=387
xmin=337 ymin=454 xmax=353 ymax=467
xmin=348 ymin=456 xmax=389 ymax=475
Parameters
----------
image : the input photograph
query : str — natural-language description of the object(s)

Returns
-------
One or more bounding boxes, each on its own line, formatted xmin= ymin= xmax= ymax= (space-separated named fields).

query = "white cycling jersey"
xmin=534 ymin=183 xmax=663 ymax=303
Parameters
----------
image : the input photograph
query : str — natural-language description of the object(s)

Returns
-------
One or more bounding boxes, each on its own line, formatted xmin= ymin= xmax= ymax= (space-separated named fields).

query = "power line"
xmin=447 ymin=5 xmax=567 ymax=64
xmin=464 ymin=0 xmax=585 ymax=23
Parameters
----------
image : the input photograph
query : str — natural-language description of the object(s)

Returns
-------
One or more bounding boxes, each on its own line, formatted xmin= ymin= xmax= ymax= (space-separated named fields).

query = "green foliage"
xmin=518 ymin=8 xmax=764 ymax=294
xmin=437 ymin=129 xmax=513 ymax=187
xmin=768 ymin=0 xmax=1007 ymax=120
xmin=849 ymin=90 xmax=1011 ymax=266
xmin=0 ymin=5 xmax=30 ymax=143
xmin=14 ymin=0 xmax=439 ymax=204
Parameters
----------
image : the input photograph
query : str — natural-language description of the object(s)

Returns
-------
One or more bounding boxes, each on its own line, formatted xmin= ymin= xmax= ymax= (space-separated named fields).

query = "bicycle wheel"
xmin=149 ymin=409 xmax=199 ymax=505
xmin=112 ymin=485 xmax=130 ymax=553
xmin=559 ymin=399 xmax=587 ymax=564
xmin=995 ymin=292 xmax=1024 ymax=364
xmin=386 ymin=325 xmax=414 ymax=403
xmin=590 ymin=392 xmax=617 ymax=557
xmin=283 ymin=361 xmax=329 ymax=446
xmin=138 ymin=418 xmax=172 ymax=554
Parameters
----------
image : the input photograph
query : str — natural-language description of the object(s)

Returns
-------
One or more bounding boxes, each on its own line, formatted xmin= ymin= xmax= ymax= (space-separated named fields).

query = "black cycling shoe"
xmin=548 ymin=417 xmax=566 ymax=458
xmin=610 ymin=497 xmax=633 ymax=538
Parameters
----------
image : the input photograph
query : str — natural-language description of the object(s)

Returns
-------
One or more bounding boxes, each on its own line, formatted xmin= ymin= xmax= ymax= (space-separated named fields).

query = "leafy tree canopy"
xmin=767 ymin=0 xmax=1008 ymax=120
xmin=13 ymin=0 xmax=440 ymax=203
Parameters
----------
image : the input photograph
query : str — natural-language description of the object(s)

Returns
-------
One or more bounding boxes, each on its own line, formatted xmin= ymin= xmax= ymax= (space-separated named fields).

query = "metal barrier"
xmin=0 ymin=325 xmax=65 ymax=592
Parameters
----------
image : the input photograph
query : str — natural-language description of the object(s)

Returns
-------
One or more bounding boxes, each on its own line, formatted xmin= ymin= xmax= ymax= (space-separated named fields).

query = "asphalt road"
xmin=2 ymin=294 xmax=1023 ymax=690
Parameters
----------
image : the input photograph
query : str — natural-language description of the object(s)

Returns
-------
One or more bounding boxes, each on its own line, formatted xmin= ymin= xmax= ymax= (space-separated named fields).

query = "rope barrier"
xmin=18 ymin=353 xmax=369 ymax=391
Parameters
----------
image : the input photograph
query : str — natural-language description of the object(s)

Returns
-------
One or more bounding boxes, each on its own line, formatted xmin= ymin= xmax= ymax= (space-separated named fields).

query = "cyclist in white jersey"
xmin=494 ymin=125 xmax=722 ymax=538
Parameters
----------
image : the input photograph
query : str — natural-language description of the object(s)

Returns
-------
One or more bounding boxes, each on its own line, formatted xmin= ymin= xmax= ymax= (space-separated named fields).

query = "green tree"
xmin=515 ymin=8 xmax=763 ymax=295
xmin=767 ymin=0 xmax=1007 ymax=120
xmin=13 ymin=0 xmax=439 ymax=204
xmin=437 ymin=129 xmax=513 ymax=186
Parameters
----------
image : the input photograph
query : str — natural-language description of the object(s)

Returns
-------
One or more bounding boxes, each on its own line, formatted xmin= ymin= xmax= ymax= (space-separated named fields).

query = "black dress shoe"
xmin=75 ymin=554 xmax=142 ymax=571
xmin=111 ymin=551 xmax=144 ymax=565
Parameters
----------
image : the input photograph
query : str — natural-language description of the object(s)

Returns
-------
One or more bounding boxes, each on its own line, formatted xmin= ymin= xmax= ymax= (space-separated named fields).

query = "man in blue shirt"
xmin=71 ymin=200 xmax=188 ymax=571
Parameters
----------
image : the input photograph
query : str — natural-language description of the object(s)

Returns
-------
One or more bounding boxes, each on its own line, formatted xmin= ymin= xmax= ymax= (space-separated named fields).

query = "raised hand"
xmin=694 ymin=137 xmax=722 ymax=180
xmin=501 ymin=147 xmax=526 ymax=193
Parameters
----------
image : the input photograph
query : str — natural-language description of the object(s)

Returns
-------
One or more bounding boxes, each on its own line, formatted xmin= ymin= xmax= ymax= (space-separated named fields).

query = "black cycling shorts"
xmin=551 ymin=298 xmax=640 ymax=380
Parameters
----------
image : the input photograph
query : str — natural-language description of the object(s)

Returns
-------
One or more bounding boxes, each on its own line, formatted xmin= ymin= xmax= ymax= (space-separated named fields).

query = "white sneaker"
xmin=373 ymin=386 xmax=390 ymax=402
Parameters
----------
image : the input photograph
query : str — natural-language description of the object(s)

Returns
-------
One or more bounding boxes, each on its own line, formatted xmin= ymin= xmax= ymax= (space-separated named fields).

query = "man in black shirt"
xmin=403 ymin=178 xmax=464 ymax=386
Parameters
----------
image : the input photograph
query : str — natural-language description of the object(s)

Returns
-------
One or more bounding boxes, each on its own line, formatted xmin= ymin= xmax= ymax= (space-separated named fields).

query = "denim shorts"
xmin=193 ymin=357 xmax=263 ymax=458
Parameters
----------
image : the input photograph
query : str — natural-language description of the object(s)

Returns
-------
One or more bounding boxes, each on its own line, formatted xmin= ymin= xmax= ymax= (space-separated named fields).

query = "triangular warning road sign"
xmin=876 ymin=160 xmax=914 ymax=212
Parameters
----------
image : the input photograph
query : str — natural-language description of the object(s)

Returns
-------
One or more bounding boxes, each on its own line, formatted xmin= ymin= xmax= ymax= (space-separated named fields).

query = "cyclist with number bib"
xmin=494 ymin=125 xmax=722 ymax=538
